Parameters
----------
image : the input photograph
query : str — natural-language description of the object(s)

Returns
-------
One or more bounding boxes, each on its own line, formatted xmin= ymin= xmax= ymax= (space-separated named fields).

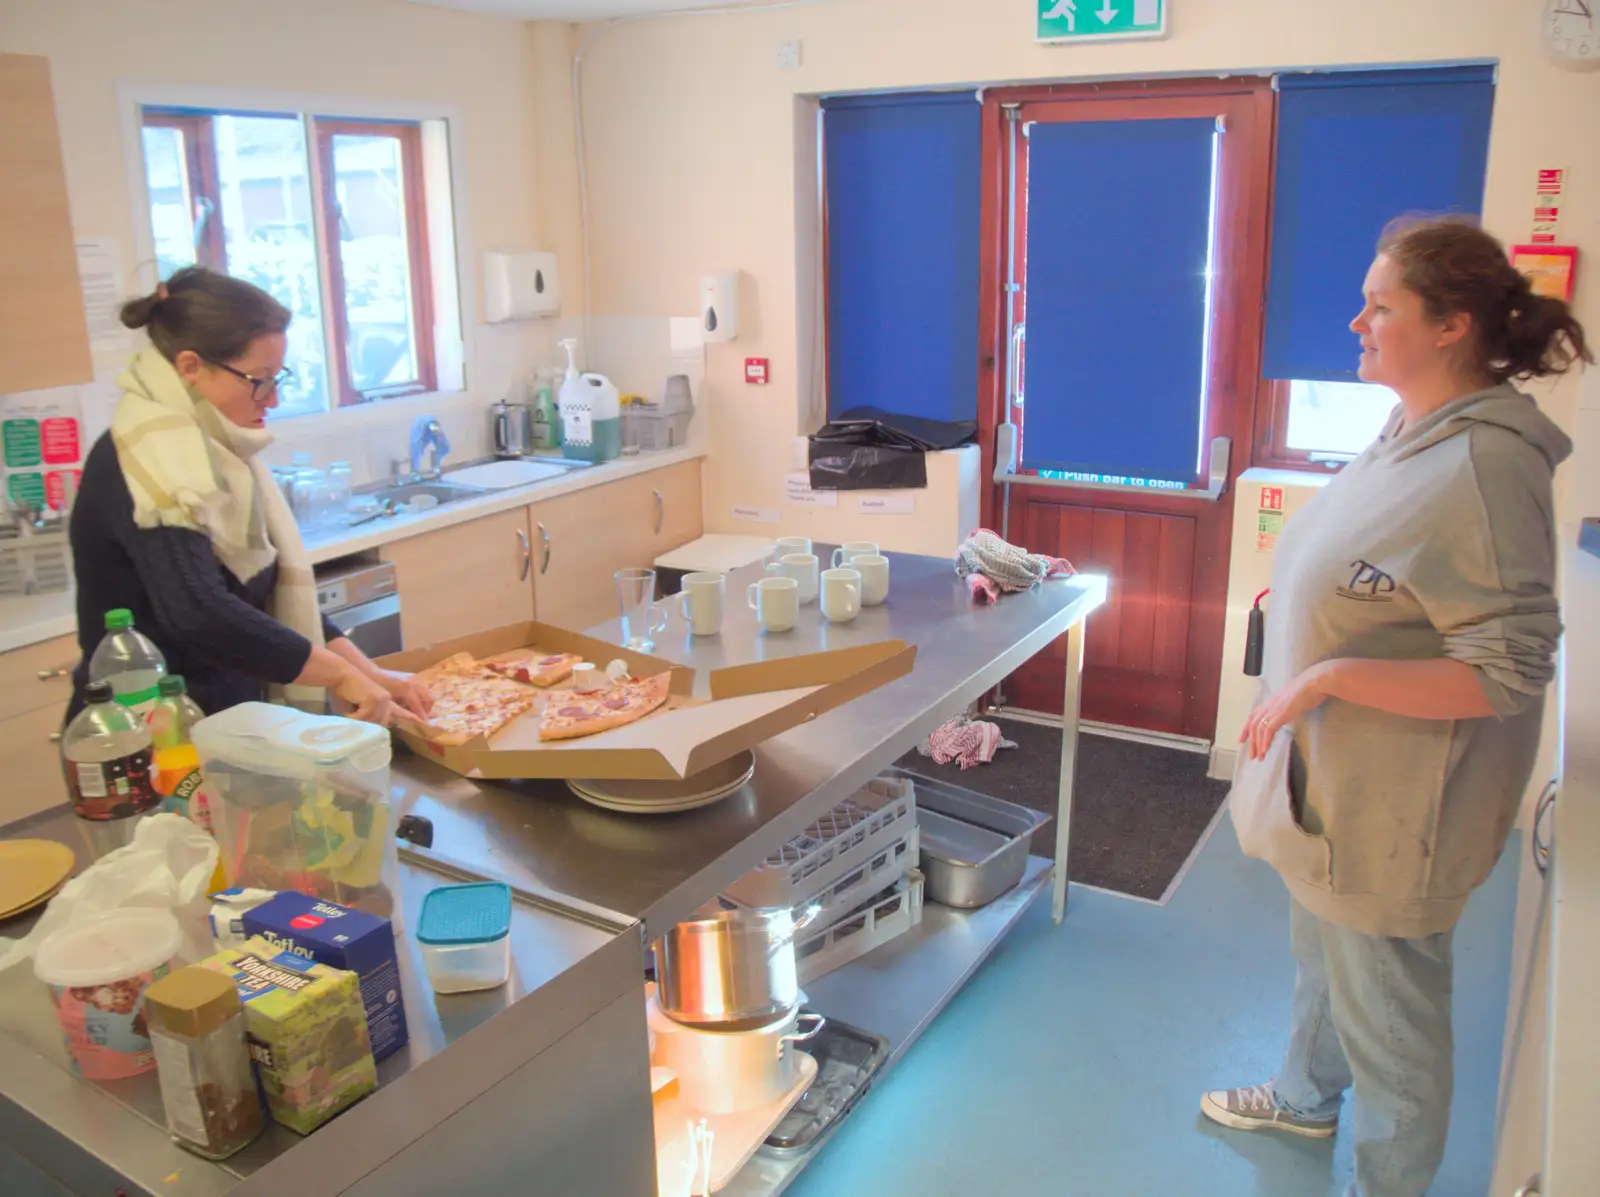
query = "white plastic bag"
xmin=0 ymin=814 xmax=220 ymax=973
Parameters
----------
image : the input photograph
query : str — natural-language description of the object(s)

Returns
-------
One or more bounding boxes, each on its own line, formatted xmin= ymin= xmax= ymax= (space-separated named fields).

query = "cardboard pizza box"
xmin=376 ymin=620 xmax=916 ymax=781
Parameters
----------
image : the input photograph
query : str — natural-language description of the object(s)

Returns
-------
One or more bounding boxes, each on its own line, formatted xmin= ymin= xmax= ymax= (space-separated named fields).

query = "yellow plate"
xmin=0 ymin=839 xmax=75 ymax=919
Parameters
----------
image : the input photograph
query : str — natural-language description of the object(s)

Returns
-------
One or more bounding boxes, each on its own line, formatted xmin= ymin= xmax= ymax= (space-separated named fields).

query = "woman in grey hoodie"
xmin=1201 ymin=218 xmax=1591 ymax=1197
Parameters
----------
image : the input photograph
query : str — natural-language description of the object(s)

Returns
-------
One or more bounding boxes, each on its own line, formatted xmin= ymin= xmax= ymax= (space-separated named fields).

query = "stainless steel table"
xmin=0 ymin=549 xmax=1104 ymax=1197
xmin=390 ymin=551 xmax=1105 ymax=937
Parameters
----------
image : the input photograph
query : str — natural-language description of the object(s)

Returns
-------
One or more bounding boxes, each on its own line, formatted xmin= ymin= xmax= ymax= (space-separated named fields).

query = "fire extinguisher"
xmin=1244 ymin=590 xmax=1268 ymax=677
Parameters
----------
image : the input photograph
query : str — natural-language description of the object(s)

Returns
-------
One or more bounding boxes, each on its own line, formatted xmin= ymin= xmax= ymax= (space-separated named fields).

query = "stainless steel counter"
xmin=0 ymin=548 xmax=1105 ymax=1196
xmin=389 ymin=552 xmax=1107 ymax=938
xmin=0 ymin=821 xmax=655 ymax=1197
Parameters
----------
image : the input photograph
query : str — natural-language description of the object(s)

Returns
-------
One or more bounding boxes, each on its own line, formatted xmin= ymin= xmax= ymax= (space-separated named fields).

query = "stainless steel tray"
xmin=892 ymin=770 xmax=1051 ymax=909
xmin=759 ymin=1014 xmax=889 ymax=1159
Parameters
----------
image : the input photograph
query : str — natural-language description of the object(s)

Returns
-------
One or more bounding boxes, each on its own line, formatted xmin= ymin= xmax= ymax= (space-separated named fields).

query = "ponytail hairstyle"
xmin=120 ymin=266 xmax=290 ymax=365
xmin=1378 ymin=215 xmax=1592 ymax=384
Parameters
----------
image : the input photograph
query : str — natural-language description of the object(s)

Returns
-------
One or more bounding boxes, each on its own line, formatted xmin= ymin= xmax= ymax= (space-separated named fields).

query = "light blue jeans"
xmin=1272 ymin=898 xmax=1455 ymax=1197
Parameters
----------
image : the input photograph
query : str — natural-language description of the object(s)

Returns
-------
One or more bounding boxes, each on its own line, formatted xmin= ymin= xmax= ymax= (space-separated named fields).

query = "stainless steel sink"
xmin=368 ymin=480 xmax=485 ymax=506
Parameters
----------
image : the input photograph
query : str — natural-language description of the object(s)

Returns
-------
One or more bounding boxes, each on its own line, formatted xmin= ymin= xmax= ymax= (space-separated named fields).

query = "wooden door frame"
xmin=976 ymin=76 xmax=1276 ymax=740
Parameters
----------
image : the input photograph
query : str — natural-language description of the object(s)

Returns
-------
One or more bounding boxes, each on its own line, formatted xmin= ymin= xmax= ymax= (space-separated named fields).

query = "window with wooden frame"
xmin=1249 ymin=65 xmax=1495 ymax=472
xmin=138 ymin=107 xmax=439 ymax=417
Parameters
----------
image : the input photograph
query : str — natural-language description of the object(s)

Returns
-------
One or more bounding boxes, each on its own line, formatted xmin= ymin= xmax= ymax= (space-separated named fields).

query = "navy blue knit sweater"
xmin=67 ymin=433 xmax=343 ymax=722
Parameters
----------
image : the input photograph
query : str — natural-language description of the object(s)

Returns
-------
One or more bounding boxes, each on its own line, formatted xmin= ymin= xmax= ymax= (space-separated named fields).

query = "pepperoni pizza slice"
xmin=538 ymin=672 xmax=672 ymax=741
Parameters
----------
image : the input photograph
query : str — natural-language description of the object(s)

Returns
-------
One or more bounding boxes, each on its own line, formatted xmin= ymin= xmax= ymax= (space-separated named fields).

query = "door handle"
xmin=1008 ymin=323 xmax=1027 ymax=409
xmin=48 ymin=732 xmax=62 ymax=744
xmin=652 ymin=489 xmax=664 ymax=536
xmin=516 ymin=528 xmax=531 ymax=582
xmin=36 ymin=665 xmax=73 ymax=681
xmin=1533 ymin=780 xmax=1556 ymax=875
xmin=538 ymin=522 xmax=551 ymax=575
xmin=1514 ymin=1176 xmax=1540 ymax=1197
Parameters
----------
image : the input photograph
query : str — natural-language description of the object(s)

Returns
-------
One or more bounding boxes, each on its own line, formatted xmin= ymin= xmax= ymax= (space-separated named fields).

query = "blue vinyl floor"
xmin=787 ymin=812 xmax=1517 ymax=1197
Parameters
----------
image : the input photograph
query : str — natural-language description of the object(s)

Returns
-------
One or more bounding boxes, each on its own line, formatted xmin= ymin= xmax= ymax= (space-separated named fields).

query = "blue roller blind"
xmin=1020 ymin=117 xmax=1218 ymax=485
xmin=1263 ymin=65 xmax=1496 ymax=382
xmin=823 ymin=92 xmax=981 ymax=422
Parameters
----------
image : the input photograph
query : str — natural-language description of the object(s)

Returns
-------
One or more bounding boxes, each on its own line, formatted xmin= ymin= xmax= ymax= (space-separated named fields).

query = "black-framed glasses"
xmin=206 ymin=359 xmax=293 ymax=401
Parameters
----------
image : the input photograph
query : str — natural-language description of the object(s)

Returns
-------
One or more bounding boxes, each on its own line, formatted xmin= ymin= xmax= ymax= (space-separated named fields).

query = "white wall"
xmin=0 ymin=0 xmax=564 ymax=482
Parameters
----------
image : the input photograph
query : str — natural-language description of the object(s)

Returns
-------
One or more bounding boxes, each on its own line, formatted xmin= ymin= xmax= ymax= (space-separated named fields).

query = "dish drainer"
xmin=722 ymin=775 xmax=916 ymax=912
xmin=794 ymin=869 xmax=924 ymax=984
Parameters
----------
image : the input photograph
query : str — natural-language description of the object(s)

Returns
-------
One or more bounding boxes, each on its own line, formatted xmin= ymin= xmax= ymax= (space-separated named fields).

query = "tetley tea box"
xmin=243 ymin=893 xmax=409 ymax=1062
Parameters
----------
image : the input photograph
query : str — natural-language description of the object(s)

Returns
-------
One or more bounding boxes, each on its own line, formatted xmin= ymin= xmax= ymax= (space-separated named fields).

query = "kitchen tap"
xmin=409 ymin=416 xmax=451 ymax=479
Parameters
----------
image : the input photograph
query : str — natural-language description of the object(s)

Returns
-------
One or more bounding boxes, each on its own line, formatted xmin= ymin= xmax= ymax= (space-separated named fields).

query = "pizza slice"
xmin=412 ymin=661 xmax=544 ymax=746
xmin=538 ymin=672 xmax=672 ymax=742
xmin=483 ymin=651 xmax=584 ymax=687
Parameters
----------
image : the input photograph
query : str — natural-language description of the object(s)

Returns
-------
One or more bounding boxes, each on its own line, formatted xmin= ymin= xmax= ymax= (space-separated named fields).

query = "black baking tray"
xmin=760 ymin=1013 xmax=890 ymax=1158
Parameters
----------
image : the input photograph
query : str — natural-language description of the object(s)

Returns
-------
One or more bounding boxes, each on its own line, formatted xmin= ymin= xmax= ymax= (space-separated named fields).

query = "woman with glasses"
xmin=65 ymin=267 xmax=429 ymax=727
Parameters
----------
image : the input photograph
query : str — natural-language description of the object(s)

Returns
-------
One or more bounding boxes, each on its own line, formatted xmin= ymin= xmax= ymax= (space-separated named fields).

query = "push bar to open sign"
xmin=992 ymin=427 xmax=1232 ymax=503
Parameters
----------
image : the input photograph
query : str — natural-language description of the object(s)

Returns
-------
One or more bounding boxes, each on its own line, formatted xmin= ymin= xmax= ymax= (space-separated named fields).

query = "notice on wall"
xmin=858 ymin=494 xmax=916 ymax=515
xmin=731 ymin=505 xmax=781 ymax=525
xmin=1 ymin=386 xmax=85 ymax=512
xmin=1532 ymin=168 xmax=1564 ymax=244
xmin=785 ymin=473 xmax=837 ymax=508
xmin=76 ymin=237 xmax=130 ymax=350
xmin=1254 ymin=484 xmax=1285 ymax=553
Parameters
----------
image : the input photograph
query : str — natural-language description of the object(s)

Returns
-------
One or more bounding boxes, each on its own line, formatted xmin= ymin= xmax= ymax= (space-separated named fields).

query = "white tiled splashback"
xmin=5 ymin=317 xmax=708 ymax=494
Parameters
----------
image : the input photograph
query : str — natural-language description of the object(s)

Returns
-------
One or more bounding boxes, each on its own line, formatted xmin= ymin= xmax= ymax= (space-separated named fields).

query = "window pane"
xmin=331 ymin=133 xmax=420 ymax=393
xmin=211 ymin=115 xmax=329 ymax=418
xmin=141 ymin=126 xmax=197 ymax=281
xmin=1285 ymin=379 xmax=1398 ymax=456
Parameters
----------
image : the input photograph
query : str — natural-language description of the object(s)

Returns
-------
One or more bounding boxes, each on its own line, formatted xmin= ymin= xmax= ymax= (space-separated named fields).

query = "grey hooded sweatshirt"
xmin=1230 ymin=383 xmax=1570 ymax=938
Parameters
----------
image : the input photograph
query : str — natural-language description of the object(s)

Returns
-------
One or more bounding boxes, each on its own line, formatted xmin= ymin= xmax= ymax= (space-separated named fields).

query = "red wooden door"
xmin=976 ymin=81 xmax=1273 ymax=741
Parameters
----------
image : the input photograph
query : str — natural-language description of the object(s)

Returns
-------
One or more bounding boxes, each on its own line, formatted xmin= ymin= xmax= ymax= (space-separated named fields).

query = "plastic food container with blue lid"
xmin=416 ymin=882 xmax=513 ymax=994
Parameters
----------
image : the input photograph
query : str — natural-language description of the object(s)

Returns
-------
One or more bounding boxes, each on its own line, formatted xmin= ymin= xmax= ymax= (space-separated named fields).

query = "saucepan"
xmin=653 ymin=903 xmax=822 ymax=1028
xmin=648 ymin=989 xmax=826 ymax=1114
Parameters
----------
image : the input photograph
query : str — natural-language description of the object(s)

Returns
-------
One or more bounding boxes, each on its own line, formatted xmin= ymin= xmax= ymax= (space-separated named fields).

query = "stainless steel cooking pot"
xmin=653 ymin=904 xmax=821 ymax=1028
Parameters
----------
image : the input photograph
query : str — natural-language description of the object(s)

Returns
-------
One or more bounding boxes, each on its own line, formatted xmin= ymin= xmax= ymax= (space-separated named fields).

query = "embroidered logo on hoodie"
xmin=1337 ymin=560 xmax=1396 ymax=603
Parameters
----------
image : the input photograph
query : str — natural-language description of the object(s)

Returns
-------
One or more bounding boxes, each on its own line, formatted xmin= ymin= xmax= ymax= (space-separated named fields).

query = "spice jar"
xmin=143 ymin=966 xmax=264 ymax=1159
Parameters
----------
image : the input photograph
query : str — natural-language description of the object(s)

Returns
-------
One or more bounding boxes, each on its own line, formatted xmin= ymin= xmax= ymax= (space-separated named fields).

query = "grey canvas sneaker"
xmin=1200 ymin=1083 xmax=1338 ymax=1138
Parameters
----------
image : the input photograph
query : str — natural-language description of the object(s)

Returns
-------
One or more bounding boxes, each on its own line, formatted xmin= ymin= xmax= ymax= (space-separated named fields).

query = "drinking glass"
xmin=615 ymin=568 xmax=669 ymax=651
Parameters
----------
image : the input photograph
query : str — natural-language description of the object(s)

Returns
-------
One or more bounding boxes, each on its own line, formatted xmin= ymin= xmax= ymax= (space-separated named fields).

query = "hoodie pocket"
xmin=1229 ymin=732 xmax=1332 ymax=891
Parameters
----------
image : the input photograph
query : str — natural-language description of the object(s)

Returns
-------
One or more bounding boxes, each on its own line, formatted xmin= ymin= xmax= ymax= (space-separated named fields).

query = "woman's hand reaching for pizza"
xmin=332 ymin=667 xmax=395 ymax=727
xmin=1240 ymin=664 xmax=1332 ymax=760
xmin=375 ymin=670 xmax=432 ymax=721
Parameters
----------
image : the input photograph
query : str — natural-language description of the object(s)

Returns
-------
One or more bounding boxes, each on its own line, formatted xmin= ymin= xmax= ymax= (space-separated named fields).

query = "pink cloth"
xmin=923 ymin=716 xmax=1015 ymax=770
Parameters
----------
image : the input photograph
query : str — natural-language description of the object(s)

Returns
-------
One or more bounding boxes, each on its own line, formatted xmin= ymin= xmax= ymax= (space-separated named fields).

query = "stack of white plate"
xmin=567 ymin=751 xmax=755 ymax=815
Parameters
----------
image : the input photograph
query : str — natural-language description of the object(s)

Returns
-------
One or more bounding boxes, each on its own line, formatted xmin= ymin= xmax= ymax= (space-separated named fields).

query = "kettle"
xmin=491 ymin=400 xmax=536 ymax=457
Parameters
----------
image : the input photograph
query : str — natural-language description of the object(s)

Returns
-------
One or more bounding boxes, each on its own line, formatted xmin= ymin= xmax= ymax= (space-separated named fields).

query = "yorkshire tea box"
xmin=242 ymin=893 xmax=409 ymax=1062
xmin=198 ymin=938 xmax=376 ymax=1134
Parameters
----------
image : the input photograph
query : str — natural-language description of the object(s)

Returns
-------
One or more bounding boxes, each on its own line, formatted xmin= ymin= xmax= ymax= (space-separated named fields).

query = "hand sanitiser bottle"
xmin=556 ymin=338 xmax=621 ymax=464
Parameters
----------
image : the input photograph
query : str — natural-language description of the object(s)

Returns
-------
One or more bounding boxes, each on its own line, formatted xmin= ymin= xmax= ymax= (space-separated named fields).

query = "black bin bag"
xmin=808 ymin=407 xmax=977 ymax=491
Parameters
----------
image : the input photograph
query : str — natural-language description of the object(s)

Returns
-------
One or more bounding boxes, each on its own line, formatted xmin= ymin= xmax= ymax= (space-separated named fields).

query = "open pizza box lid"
xmin=377 ymin=620 xmax=916 ymax=781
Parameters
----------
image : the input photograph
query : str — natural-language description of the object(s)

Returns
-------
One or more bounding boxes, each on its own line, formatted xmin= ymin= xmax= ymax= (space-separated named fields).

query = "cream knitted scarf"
xmin=110 ymin=346 xmax=324 ymax=706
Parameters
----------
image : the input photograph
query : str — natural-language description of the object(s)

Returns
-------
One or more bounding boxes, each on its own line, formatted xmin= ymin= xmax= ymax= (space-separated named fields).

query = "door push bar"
xmin=992 ymin=425 xmax=1232 ymax=504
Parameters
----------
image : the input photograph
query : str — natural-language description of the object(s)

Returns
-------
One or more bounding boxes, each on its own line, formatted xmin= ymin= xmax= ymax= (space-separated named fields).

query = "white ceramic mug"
xmin=830 ymin=540 xmax=879 ymax=570
xmin=677 ymin=571 xmax=725 ymax=636
xmin=747 ymin=576 xmax=799 ymax=632
xmin=769 ymin=536 xmax=812 ymax=565
xmin=820 ymin=568 xmax=861 ymax=623
xmin=765 ymin=552 xmax=819 ymax=604
xmin=853 ymin=553 xmax=890 ymax=606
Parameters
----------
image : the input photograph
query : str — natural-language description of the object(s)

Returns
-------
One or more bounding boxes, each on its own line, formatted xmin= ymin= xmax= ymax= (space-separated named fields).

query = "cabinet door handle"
xmin=516 ymin=528 xmax=531 ymax=582
xmin=37 ymin=665 xmax=73 ymax=681
xmin=48 ymin=732 xmax=62 ymax=744
xmin=1514 ymin=1176 xmax=1541 ymax=1197
xmin=538 ymin=522 xmax=551 ymax=575
xmin=652 ymin=489 xmax=664 ymax=536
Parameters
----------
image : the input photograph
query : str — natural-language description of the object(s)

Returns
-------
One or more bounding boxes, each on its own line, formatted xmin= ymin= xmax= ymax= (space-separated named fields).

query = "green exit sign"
xmin=1037 ymin=0 xmax=1167 ymax=43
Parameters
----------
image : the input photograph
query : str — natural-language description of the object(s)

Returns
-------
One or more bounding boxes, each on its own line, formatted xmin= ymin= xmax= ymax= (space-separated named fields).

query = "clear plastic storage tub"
xmin=191 ymin=703 xmax=398 ymax=925
xmin=416 ymin=882 xmax=513 ymax=994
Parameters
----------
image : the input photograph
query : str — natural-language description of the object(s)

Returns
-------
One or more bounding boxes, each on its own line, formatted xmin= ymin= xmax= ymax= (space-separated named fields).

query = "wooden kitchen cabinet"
xmin=380 ymin=506 xmax=535 ymax=649
xmin=529 ymin=461 xmax=702 ymax=631
xmin=0 ymin=54 xmax=93 ymax=395
xmin=0 ymin=631 xmax=78 ymax=825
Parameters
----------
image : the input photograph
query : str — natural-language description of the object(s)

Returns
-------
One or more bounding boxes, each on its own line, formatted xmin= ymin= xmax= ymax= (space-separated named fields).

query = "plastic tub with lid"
xmin=33 ymin=907 xmax=183 ymax=1080
xmin=191 ymin=702 xmax=399 ymax=925
xmin=416 ymin=882 xmax=512 ymax=993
